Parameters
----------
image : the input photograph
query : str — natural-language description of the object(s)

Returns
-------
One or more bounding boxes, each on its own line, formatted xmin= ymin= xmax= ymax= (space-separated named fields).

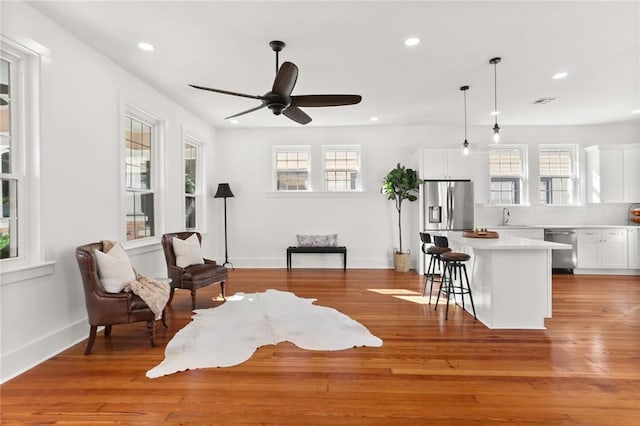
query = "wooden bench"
xmin=286 ymin=246 xmax=347 ymax=271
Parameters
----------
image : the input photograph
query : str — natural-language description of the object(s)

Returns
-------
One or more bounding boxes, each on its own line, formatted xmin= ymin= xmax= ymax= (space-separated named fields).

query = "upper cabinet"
xmin=585 ymin=144 xmax=640 ymax=203
xmin=420 ymin=148 xmax=472 ymax=179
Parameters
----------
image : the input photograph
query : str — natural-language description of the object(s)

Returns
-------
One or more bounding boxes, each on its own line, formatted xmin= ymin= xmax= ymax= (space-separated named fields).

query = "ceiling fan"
xmin=189 ymin=40 xmax=362 ymax=125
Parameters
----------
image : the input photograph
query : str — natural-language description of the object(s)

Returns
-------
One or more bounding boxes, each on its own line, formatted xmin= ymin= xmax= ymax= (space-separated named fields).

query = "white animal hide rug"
xmin=146 ymin=289 xmax=383 ymax=378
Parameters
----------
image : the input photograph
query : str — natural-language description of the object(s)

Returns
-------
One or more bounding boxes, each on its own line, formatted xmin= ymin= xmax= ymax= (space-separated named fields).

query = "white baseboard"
xmin=227 ymin=256 xmax=398 ymax=269
xmin=573 ymin=269 xmax=640 ymax=276
xmin=1 ymin=318 xmax=88 ymax=384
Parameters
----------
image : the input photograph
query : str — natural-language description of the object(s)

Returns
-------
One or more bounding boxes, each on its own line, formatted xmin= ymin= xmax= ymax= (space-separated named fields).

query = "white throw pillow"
xmin=93 ymin=243 xmax=136 ymax=293
xmin=173 ymin=234 xmax=205 ymax=268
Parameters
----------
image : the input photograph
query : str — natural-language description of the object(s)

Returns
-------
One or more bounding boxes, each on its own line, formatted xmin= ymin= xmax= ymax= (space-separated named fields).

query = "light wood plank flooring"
xmin=1 ymin=269 xmax=639 ymax=425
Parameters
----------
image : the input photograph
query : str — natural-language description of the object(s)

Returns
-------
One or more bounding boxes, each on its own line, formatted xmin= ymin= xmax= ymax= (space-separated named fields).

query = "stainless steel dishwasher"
xmin=544 ymin=229 xmax=577 ymax=272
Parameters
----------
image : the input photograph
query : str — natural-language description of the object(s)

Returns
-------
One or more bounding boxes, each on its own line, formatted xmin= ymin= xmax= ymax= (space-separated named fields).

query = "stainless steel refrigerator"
xmin=423 ymin=180 xmax=474 ymax=231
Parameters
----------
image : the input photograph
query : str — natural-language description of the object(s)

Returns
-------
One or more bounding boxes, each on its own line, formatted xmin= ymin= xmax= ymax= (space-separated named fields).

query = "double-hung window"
xmin=539 ymin=145 xmax=577 ymax=205
xmin=0 ymin=38 xmax=41 ymax=266
xmin=489 ymin=146 xmax=527 ymax=205
xmin=273 ymin=146 xmax=310 ymax=191
xmin=0 ymin=53 xmax=18 ymax=259
xmin=323 ymin=146 xmax=361 ymax=191
xmin=123 ymin=106 xmax=162 ymax=241
xmin=184 ymin=133 xmax=204 ymax=230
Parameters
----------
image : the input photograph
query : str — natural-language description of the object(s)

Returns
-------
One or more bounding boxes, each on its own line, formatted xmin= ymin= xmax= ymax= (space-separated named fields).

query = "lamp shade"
xmin=213 ymin=183 xmax=235 ymax=198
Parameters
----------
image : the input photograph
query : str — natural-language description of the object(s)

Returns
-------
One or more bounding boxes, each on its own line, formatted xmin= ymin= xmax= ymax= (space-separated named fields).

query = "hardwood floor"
xmin=1 ymin=269 xmax=639 ymax=425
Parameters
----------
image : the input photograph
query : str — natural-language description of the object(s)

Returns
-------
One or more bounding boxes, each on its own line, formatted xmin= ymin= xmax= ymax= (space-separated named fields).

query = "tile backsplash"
xmin=475 ymin=203 xmax=635 ymax=227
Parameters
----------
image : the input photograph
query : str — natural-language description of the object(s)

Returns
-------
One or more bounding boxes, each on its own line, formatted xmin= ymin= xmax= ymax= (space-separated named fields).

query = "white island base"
xmin=446 ymin=233 xmax=571 ymax=330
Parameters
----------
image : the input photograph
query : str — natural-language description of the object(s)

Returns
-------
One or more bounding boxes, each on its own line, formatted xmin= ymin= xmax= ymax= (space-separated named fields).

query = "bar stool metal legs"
xmin=434 ymin=254 xmax=477 ymax=321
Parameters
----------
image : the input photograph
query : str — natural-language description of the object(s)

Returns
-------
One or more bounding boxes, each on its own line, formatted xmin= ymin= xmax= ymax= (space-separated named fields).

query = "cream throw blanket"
xmin=102 ymin=241 xmax=170 ymax=320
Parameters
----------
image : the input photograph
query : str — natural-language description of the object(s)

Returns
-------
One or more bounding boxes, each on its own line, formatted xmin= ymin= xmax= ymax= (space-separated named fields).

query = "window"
xmin=273 ymin=146 xmax=310 ymax=191
xmin=539 ymin=146 xmax=577 ymax=205
xmin=323 ymin=146 xmax=361 ymax=191
xmin=489 ymin=146 xmax=526 ymax=205
xmin=184 ymin=133 xmax=204 ymax=230
xmin=123 ymin=106 xmax=162 ymax=241
xmin=1 ymin=38 xmax=41 ymax=266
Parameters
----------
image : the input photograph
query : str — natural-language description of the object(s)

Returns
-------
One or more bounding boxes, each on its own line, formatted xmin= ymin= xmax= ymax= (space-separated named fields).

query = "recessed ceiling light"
xmin=370 ymin=116 xmax=379 ymax=122
xmin=404 ymin=37 xmax=420 ymax=47
xmin=632 ymin=109 xmax=640 ymax=114
xmin=230 ymin=119 xmax=239 ymax=124
xmin=552 ymin=72 xmax=568 ymax=80
xmin=137 ymin=42 xmax=155 ymax=52
xmin=490 ymin=111 xmax=499 ymax=116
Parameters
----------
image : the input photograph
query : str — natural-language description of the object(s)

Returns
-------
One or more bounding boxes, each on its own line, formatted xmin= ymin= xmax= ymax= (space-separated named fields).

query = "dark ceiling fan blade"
xmin=189 ymin=84 xmax=263 ymax=100
xmin=291 ymin=94 xmax=362 ymax=107
xmin=283 ymin=106 xmax=312 ymax=125
xmin=272 ymin=62 xmax=298 ymax=96
xmin=224 ymin=104 xmax=267 ymax=120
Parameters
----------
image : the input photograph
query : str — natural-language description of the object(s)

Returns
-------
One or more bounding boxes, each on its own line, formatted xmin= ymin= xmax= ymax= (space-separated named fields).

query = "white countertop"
xmin=490 ymin=224 xmax=638 ymax=230
xmin=446 ymin=232 xmax=572 ymax=250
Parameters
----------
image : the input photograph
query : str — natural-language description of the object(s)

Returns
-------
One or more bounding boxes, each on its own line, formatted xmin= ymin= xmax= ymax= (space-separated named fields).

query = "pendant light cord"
xmin=493 ymin=62 xmax=498 ymax=126
xmin=464 ymin=89 xmax=468 ymax=140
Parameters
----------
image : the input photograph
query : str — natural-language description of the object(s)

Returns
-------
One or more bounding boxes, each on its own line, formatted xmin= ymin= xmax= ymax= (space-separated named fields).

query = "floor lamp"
xmin=213 ymin=183 xmax=234 ymax=268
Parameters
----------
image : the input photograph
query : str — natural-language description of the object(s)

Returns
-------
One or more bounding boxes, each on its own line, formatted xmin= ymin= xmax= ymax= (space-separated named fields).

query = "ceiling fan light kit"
xmin=490 ymin=56 xmax=502 ymax=143
xmin=189 ymin=40 xmax=362 ymax=125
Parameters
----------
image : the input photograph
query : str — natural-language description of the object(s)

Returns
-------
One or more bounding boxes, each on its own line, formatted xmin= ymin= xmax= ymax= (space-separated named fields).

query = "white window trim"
xmin=182 ymin=128 xmax=206 ymax=232
xmin=0 ymin=36 xmax=47 ymax=276
xmin=538 ymin=144 xmax=579 ymax=206
xmin=272 ymin=145 xmax=311 ymax=192
xmin=322 ymin=144 xmax=363 ymax=192
xmin=489 ymin=144 xmax=529 ymax=206
xmin=119 ymin=100 xmax=166 ymax=248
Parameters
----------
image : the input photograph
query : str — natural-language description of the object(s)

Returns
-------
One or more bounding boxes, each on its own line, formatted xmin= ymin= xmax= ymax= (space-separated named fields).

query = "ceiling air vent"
xmin=533 ymin=97 xmax=557 ymax=105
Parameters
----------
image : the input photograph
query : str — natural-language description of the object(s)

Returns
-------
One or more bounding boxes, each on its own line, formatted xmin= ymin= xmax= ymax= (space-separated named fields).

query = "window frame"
xmin=183 ymin=129 xmax=205 ymax=231
xmin=272 ymin=145 xmax=311 ymax=192
xmin=322 ymin=145 xmax=362 ymax=192
xmin=0 ymin=36 xmax=43 ymax=272
xmin=489 ymin=145 xmax=528 ymax=206
xmin=120 ymin=101 xmax=165 ymax=245
xmin=538 ymin=144 xmax=578 ymax=206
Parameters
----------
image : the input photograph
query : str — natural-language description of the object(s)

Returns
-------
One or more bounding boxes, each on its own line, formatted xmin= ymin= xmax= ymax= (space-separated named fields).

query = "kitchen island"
xmin=444 ymin=232 xmax=571 ymax=329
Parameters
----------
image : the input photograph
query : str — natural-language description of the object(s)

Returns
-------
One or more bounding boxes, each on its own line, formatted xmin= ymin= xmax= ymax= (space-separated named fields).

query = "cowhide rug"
xmin=146 ymin=289 xmax=383 ymax=378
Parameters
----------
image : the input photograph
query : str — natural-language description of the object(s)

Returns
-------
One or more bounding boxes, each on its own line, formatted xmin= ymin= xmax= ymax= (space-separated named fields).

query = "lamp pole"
xmin=213 ymin=183 xmax=235 ymax=268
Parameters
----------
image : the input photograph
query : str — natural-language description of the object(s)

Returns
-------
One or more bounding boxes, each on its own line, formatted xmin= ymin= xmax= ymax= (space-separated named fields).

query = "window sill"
xmin=123 ymin=238 xmax=163 ymax=256
xmin=266 ymin=190 xmax=367 ymax=198
xmin=0 ymin=260 xmax=56 ymax=286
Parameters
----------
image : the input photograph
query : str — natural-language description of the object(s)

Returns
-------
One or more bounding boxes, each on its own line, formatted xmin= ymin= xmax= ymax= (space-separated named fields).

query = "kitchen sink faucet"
xmin=502 ymin=207 xmax=511 ymax=225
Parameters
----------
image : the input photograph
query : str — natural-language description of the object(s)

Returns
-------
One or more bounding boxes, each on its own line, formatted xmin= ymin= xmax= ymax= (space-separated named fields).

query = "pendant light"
xmin=490 ymin=57 xmax=502 ymax=143
xmin=461 ymin=85 xmax=470 ymax=155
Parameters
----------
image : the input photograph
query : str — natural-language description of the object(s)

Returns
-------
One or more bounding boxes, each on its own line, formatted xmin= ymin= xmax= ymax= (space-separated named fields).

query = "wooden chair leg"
xmin=85 ymin=325 xmax=97 ymax=355
xmin=220 ymin=281 xmax=226 ymax=299
xmin=161 ymin=309 xmax=168 ymax=329
xmin=147 ymin=320 xmax=156 ymax=347
xmin=104 ymin=325 xmax=112 ymax=337
xmin=167 ymin=287 xmax=176 ymax=305
xmin=191 ymin=289 xmax=197 ymax=310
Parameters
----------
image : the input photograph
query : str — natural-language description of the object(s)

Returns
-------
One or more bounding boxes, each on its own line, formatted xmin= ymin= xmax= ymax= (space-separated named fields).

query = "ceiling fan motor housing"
xmin=263 ymin=92 xmax=291 ymax=115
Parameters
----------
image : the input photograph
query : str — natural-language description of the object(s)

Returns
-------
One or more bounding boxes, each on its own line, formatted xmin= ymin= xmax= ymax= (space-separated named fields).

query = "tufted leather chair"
xmin=161 ymin=232 xmax=228 ymax=310
xmin=75 ymin=242 xmax=166 ymax=355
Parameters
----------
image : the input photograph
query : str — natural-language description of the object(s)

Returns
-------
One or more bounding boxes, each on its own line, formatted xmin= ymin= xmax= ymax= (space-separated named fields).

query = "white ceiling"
xmin=26 ymin=1 xmax=640 ymax=129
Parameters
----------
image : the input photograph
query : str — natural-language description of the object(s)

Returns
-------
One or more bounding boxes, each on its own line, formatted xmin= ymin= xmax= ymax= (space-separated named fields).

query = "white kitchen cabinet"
xmin=577 ymin=229 xmax=628 ymax=269
xmin=629 ymin=228 xmax=640 ymax=269
xmin=586 ymin=144 xmax=640 ymax=203
xmin=421 ymin=148 xmax=472 ymax=179
xmin=623 ymin=147 xmax=640 ymax=202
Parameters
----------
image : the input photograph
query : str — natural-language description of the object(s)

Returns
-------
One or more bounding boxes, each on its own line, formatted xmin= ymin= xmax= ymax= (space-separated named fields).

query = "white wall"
xmin=211 ymin=125 xmax=418 ymax=269
xmin=0 ymin=2 xmax=216 ymax=383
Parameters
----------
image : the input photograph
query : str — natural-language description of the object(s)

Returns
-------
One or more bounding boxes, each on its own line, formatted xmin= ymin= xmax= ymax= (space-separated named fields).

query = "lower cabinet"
xmin=577 ymin=229 xmax=628 ymax=269
xmin=629 ymin=228 xmax=640 ymax=269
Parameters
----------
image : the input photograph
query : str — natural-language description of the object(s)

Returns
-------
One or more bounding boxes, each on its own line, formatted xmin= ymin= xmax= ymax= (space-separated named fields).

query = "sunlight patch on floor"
xmin=367 ymin=288 xmax=421 ymax=295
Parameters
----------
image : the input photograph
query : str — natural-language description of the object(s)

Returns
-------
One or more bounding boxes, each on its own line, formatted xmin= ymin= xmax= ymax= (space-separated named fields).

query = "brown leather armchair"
xmin=161 ymin=232 xmax=228 ymax=309
xmin=75 ymin=242 xmax=166 ymax=355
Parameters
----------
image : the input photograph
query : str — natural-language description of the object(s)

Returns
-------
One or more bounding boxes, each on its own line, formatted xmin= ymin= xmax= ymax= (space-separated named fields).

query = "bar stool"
xmin=420 ymin=232 xmax=451 ymax=302
xmin=433 ymin=236 xmax=477 ymax=321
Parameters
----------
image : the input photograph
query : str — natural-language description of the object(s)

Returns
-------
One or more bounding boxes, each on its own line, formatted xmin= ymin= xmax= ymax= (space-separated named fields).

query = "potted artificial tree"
xmin=382 ymin=163 xmax=422 ymax=272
